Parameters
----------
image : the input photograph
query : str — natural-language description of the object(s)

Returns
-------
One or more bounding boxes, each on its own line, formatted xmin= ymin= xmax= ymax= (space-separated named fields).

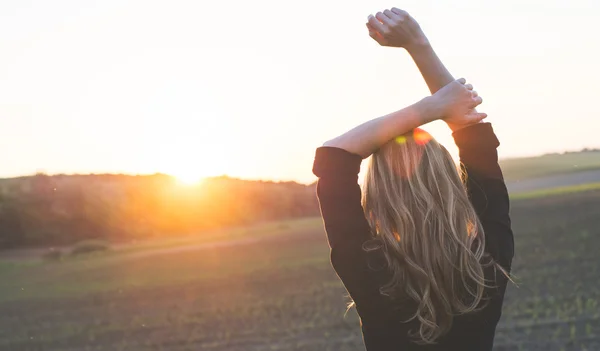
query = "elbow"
xmin=322 ymin=139 xmax=338 ymax=148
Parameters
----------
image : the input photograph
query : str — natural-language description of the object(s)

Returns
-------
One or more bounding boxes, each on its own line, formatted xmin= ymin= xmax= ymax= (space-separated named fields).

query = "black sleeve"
xmin=312 ymin=147 xmax=389 ymax=320
xmin=452 ymin=123 xmax=514 ymax=270
xmin=312 ymin=146 xmax=372 ymax=250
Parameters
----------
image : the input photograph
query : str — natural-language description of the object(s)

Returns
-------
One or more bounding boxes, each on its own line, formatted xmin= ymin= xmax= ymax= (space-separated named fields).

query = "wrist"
xmin=446 ymin=122 xmax=466 ymax=133
xmin=415 ymin=96 xmax=443 ymax=124
xmin=405 ymin=36 xmax=432 ymax=54
xmin=446 ymin=120 xmax=484 ymax=133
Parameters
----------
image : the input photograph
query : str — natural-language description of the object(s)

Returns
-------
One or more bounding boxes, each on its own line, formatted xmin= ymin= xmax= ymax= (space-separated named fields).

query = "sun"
xmin=159 ymin=151 xmax=218 ymax=186
xmin=175 ymin=174 xmax=204 ymax=185
xmin=174 ymin=171 xmax=205 ymax=185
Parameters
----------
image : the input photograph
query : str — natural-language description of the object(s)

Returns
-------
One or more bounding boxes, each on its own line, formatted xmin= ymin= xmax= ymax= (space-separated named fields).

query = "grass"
xmin=0 ymin=217 xmax=325 ymax=303
xmin=510 ymin=182 xmax=600 ymax=200
xmin=112 ymin=217 xmax=323 ymax=255
xmin=3 ymin=191 xmax=600 ymax=350
xmin=500 ymin=150 xmax=600 ymax=181
xmin=0 ymin=217 xmax=324 ymax=264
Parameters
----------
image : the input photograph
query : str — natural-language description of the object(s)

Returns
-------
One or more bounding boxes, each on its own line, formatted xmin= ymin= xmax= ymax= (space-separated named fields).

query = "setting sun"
xmin=173 ymin=171 xmax=205 ymax=185
xmin=166 ymin=161 xmax=206 ymax=185
xmin=154 ymin=147 xmax=210 ymax=186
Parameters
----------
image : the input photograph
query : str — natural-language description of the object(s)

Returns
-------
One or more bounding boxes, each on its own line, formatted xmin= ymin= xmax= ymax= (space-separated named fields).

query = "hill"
xmin=1 ymin=149 xmax=598 ymax=249
xmin=499 ymin=149 xmax=600 ymax=181
xmin=0 ymin=174 xmax=319 ymax=249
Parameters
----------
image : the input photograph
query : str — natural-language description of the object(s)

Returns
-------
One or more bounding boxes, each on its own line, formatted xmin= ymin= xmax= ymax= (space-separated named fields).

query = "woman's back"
xmin=313 ymin=123 xmax=513 ymax=350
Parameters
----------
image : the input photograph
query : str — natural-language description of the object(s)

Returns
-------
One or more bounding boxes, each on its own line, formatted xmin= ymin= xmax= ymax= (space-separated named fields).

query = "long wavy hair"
xmin=361 ymin=128 xmax=507 ymax=344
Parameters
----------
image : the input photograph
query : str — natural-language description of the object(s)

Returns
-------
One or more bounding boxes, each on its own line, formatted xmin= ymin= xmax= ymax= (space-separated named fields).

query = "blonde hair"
xmin=361 ymin=129 xmax=507 ymax=344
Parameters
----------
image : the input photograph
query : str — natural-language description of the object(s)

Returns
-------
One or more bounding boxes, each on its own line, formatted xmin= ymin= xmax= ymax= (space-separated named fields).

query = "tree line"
xmin=0 ymin=173 xmax=320 ymax=249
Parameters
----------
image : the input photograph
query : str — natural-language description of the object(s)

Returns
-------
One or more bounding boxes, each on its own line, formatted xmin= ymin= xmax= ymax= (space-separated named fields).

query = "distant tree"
xmin=0 ymin=173 xmax=321 ymax=249
xmin=0 ymin=198 xmax=24 ymax=248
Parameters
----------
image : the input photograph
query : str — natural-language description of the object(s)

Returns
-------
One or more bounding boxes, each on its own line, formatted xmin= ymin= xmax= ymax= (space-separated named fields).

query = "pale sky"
xmin=0 ymin=0 xmax=598 ymax=184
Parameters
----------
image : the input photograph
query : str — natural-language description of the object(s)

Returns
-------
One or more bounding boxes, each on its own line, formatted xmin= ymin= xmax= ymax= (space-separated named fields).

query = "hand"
xmin=366 ymin=8 xmax=429 ymax=50
xmin=429 ymin=78 xmax=486 ymax=126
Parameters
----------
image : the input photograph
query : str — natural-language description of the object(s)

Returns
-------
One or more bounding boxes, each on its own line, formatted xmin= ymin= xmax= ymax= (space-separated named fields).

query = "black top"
xmin=312 ymin=122 xmax=514 ymax=351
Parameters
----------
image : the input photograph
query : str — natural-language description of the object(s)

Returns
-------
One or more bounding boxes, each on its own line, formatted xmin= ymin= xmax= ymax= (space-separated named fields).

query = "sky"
xmin=0 ymin=0 xmax=598 ymax=184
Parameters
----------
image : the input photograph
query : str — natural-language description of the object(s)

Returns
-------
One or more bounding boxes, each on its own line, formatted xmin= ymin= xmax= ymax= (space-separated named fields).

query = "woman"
xmin=312 ymin=9 xmax=514 ymax=350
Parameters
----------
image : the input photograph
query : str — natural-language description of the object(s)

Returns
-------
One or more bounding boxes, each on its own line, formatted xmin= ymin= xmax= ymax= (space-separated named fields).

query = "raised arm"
xmin=367 ymin=9 xmax=450 ymax=93
xmin=315 ymin=78 xmax=483 ymax=253
xmin=367 ymin=8 xmax=483 ymax=132
xmin=323 ymin=79 xmax=484 ymax=159
xmin=452 ymin=123 xmax=514 ymax=269
xmin=366 ymin=9 xmax=513 ymax=268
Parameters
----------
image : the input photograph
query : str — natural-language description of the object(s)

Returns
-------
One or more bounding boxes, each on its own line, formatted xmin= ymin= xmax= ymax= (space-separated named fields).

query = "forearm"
xmin=323 ymin=98 xmax=438 ymax=158
xmin=408 ymin=42 xmax=454 ymax=94
xmin=408 ymin=42 xmax=480 ymax=132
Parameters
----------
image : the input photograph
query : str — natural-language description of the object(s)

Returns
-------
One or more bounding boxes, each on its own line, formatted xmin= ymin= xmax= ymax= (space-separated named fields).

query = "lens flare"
xmin=395 ymin=129 xmax=432 ymax=146
xmin=395 ymin=136 xmax=407 ymax=144
xmin=413 ymin=128 xmax=432 ymax=145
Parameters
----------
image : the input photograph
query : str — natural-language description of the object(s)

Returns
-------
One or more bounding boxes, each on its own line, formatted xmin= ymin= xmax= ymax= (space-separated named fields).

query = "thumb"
xmin=464 ymin=110 xmax=487 ymax=123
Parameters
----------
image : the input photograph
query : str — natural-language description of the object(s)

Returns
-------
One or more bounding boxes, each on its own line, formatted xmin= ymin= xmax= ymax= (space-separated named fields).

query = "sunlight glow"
xmin=0 ymin=1 xmax=598 ymax=183
xmin=413 ymin=129 xmax=432 ymax=145
xmin=174 ymin=172 xmax=205 ymax=186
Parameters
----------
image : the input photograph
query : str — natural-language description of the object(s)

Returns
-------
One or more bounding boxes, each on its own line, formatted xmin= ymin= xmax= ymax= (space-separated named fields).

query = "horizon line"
xmin=1 ymin=148 xmax=598 ymax=185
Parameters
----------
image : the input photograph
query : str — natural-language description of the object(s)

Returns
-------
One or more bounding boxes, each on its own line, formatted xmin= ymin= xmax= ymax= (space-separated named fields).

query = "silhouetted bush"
xmin=41 ymin=248 xmax=64 ymax=262
xmin=0 ymin=174 xmax=320 ymax=249
xmin=70 ymin=240 xmax=110 ymax=256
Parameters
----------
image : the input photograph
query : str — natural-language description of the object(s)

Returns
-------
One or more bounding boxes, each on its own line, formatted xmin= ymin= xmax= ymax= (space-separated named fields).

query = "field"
xmin=499 ymin=150 xmax=600 ymax=182
xmin=510 ymin=182 xmax=600 ymax=200
xmin=1 ymin=186 xmax=600 ymax=351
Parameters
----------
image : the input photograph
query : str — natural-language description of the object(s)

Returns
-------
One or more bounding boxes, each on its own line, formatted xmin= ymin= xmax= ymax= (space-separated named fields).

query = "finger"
xmin=391 ymin=7 xmax=409 ymax=18
xmin=456 ymin=78 xmax=467 ymax=85
xmin=366 ymin=23 xmax=386 ymax=44
xmin=368 ymin=15 xmax=388 ymax=35
xmin=471 ymin=96 xmax=483 ymax=107
xmin=384 ymin=9 xmax=401 ymax=22
xmin=465 ymin=84 xmax=473 ymax=90
xmin=375 ymin=11 xmax=394 ymax=27
xmin=473 ymin=112 xmax=488 ymax=123
xmin=471 ymin=90 xmax=478 ymax=98
xmin=366 ymin=22 xmax=376 ymax=35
